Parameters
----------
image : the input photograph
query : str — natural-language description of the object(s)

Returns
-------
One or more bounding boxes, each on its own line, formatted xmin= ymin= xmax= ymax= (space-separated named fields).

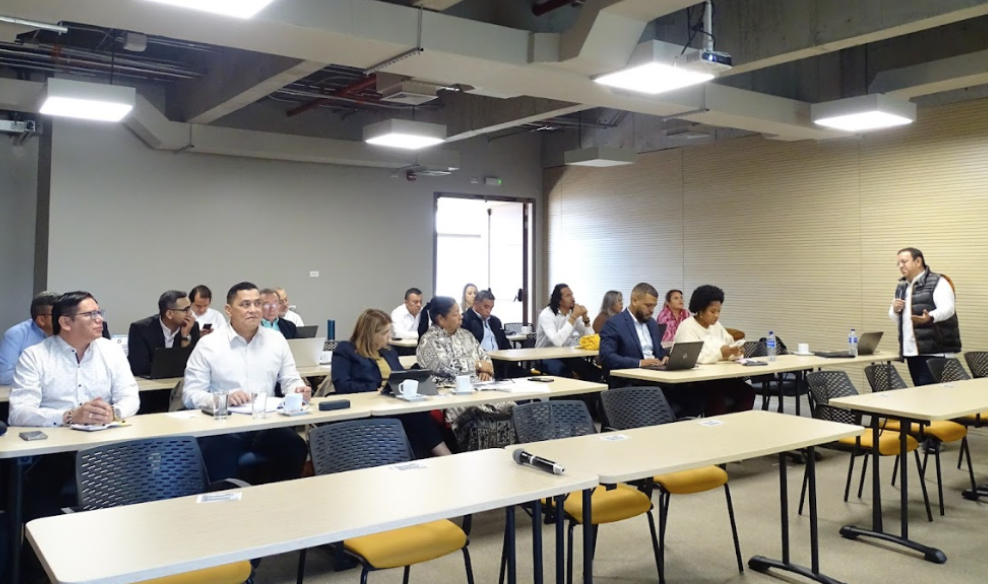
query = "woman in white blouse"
xmin=674 ymin=285 xmax=754 ymax=415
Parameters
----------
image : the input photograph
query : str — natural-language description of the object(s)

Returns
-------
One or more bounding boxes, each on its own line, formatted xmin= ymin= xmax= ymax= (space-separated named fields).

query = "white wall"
xmin=0 ymin=136 xmax=38 ymax=331
xmin=44 ymin=119 xmax=543 ymax=337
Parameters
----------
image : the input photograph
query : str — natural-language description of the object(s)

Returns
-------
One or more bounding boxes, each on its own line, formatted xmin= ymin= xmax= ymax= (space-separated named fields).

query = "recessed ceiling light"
xmin=143 ymin=0 xmax=278 ymax=19
xmin=594 ymin=40 xmax=723 ymax=95
xmin=564 ymin=147 xmax=637 ymax=167
xmin=38 ymin=79 xmax=135 ymax=122
xmin=811 ymin=94 xmax=916 ymax=132
xmin=364 ymin=119 xmax=446 ymax=150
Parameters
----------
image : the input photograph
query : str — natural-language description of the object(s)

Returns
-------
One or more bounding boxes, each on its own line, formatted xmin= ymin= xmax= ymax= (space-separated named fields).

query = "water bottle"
xmin=849 ymin=328 xmax=859 ymax=357
xmin=766 ymin=331 xmax=777 ymax=361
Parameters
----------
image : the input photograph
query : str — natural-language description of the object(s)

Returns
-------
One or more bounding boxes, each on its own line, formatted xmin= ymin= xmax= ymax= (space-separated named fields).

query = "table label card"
xmin=391 ymin=462 xmax=427 ymax=471
xmin=600 ymin=434 xmax=630 ymax=442
xmin=197 ymin=492 xmax=242 ymax=503
xmin=699 ymin=420 xmax=724 ymax=427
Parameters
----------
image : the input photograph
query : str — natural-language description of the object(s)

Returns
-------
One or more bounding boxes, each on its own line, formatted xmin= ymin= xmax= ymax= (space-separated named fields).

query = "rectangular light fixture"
xmin=38 ymin=79 xmax=136 ymax=122
xmin=811 ymin=94 xmax=916 ymax=132
xmin=143 ymin=0 xmax=277 ymax=18
xmin=564 ymin=146 xmax=637 ymax=167
xmin=594 ymin=40 xmax=717 ymax=95
xmin=364 ymin=119 xmax=446 ymax=150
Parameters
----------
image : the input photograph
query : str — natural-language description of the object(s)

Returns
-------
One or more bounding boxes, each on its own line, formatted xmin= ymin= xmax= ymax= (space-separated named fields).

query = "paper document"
xmin=491 ymin=381 xmax=551 ymax=394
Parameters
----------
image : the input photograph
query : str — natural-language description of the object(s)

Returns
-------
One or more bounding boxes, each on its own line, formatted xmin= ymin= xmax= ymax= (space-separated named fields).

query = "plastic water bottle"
xmin=766 ymin=331 xmax=777 ymax=361
xmin=849 ymin=328 xmax=859 ymax=357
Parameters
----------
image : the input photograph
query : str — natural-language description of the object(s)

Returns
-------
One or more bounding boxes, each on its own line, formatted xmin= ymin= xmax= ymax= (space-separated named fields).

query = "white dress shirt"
xmin=160 ymin=318 xmax=180 ymax=349
xmin=674 ymin=317 xmax=734 ymax=365
xmin=628 ymin=309 xmax=654 ymax=359
xmin=888 ymin=272 xmax=956 ymax=357
xmin=9 ymin=336 xmax=140 ymax=427
xmin=475 ymin=309 xmax=497 ymax=352
xmin=391 ymin=304 xmax=422 ymax=339
xmin=536 ymin=306 xmax=592 ymax=348
xmin=194 ymin=307 xmax=227 ymax=331
xmin=283 ymin=310 xmax=304 ymax=327
xmin=183 ymin=326 xmax=305 ymax=410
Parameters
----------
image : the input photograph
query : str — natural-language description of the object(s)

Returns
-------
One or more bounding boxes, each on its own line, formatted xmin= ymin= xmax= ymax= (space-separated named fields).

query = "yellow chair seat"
xmin=142 ymin=562 xmax=252 ymax=584
xmin=344 ymin=520 xmax=467 ymax=570
xmin=882 ymin=419 xmax=967 ymax=443
xmin=654 ymin=466 xmax=728 ymax=495
xmin=559 ymin=484 xmax=652 ymax=525
xmin=958 ymin=411 xmax=988 ymax=425
xmin=840 ymin=431 xmax=918 ymax=456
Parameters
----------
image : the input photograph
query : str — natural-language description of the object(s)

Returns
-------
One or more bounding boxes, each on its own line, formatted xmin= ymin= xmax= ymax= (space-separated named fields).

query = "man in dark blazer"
xmin=462 ymin=289 xmax=527 ymax=378
xmin=600 ymin=282 xmax=701 ymax=418
xmin=260 ymin=288 xmax=297 ymax=339
xmin=128 ymin=290 xmax=201 ymax=377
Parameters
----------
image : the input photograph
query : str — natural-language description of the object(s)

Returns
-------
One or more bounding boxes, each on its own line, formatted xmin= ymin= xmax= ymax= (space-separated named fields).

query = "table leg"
xmin=582 ymin=488 xmax=593 ymax=584
xmin=748 ymin=450 xmax=847 ymax=584
xmin=532 ymin=499 xmax=543 ymax=584
xmin=555 ymin=495 xmax=565 ymax=584
xmin=5 ymin=457 xmax=25 ymax=584
xmin=506 ymin=506 xmax=517 ymax=584
xmin=839 ymin=415 xmax=947 ymax=563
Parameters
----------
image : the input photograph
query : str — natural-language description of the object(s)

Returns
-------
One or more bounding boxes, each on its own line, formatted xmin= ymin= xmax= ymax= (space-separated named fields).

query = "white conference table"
xmin=830 ymin=378 xmax=988 ymax=564
xmin=27 ymin=448 xmax=599 ymax=584
xmin=488 ymin=347 xmax=598 ymax=362
xmin=390 ymin=338 xmax=418 ymax=349
xmin=519 ymin=410 xmax=864 ymax=584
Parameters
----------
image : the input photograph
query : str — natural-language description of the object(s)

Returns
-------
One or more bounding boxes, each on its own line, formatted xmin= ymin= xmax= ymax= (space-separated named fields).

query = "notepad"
xmin=70 ymin=421 xmax=128 ymax=432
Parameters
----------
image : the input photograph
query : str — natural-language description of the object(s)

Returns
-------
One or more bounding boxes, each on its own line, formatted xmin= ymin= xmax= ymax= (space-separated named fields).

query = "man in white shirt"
xmin=889 ymin=248 xmax=961 ymax=386
xmin=183 ymin=282 xmax=310 ymax=483
xmin=536 ymin=283 xmax=601 ymax=382
xmin=391 ymin=287 xmax=424 ymax=339
xmin=190 ymin=284 xmax=226 ymax=334
xmin=9 ymin=291 xmax=140 ymax=544
xmin=276 ymin=287 xmax=304 ymax=327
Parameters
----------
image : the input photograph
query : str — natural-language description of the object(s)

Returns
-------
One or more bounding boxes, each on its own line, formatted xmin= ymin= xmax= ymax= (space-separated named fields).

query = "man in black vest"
xmin=890 ymin=247 xmax=960 ymax=386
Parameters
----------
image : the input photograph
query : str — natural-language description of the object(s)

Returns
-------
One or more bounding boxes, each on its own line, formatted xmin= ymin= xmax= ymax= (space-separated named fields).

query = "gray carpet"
xmin=257 ymin=407 xmax=988 ymax=584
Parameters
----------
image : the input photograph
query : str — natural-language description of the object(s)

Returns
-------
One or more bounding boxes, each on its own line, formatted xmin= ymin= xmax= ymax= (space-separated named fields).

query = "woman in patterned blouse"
xmin=656 ymin=289 xmax=690 ymax=344
xmin=417 ymin=296 xmax=494 ymax=381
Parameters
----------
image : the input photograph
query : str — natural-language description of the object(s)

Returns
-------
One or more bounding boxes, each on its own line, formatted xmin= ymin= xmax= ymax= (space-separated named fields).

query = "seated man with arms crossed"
xmin=183 ymin=282 xmax=310 ymax=483
xmin=9 ymin=291 xmax=140 ymax=579
xmin=0 ymin=291 xmax=58 ymax=385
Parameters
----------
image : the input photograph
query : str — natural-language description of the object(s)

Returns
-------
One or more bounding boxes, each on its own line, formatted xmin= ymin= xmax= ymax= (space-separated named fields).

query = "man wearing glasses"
xmin=260 ymin=288 xmax=298 ymax=339
xmin=127 ymin=290 xmax=202 ymax=377
xmin=0 ymin=291 xmax=59 ymax=385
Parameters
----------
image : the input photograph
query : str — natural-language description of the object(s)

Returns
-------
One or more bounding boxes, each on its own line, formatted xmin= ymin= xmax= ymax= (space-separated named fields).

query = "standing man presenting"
xmin=890 ymin=247 xmax=960 ymax=386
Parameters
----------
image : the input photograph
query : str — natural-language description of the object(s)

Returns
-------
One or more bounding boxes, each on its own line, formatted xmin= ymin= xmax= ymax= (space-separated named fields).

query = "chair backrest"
xmin=168 ymin=379 xmax=186 ymax=412
xmin=512 ymin=401 xmax=596 ymax=443
xmin=504 ymin=322 xmax=523 ymax=335
xmin=76 ymin=437 xmax=209 ymax=511
xmin=927 ymin=357 xmax=971 ymax=383
xmin=308 ymin=419 xmax=412 ymax=475
xmin=804 ymin=371 xmax=859 ymax=426
xmin=965 ymin=352 xmax=988 ymax=379
xmin=863 ymin=363 xmax=908 ymax=392
xmin=599 ymin=386 xmax=677 ymax=429
xmin=744 ymin=341 xmax=766 ymax=359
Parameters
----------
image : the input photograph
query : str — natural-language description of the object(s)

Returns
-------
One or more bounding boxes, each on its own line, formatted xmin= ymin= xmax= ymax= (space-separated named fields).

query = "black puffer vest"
xmin=896 ymin=269 xmax=961 ymax=356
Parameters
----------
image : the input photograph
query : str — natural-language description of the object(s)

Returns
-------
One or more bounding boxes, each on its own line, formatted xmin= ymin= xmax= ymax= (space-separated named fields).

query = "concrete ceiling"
xmin=3 ymin=0 xmax=988 ymax=160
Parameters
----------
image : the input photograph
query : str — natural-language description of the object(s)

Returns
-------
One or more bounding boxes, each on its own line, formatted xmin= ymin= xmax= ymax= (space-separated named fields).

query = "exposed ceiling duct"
xmin=869 ymin=49 xmax=988 ymax=100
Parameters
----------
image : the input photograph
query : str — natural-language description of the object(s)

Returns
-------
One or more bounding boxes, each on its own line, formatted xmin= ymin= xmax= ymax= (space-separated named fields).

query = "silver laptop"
xmin=288 ymin=338 xmax=325 ymax=368
xmin=814 ymin=331 xmax=884 ymax=358
xmin=643 ymin=341 xmax=704 ymax=371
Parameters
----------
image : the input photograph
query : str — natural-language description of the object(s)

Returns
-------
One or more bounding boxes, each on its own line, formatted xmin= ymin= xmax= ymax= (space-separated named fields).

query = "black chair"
xmin=964 ymin=352 xmax=988 ymax=379
xmin=744 ymin=338 xmax=810 ymax=415
xmin=74 ymin=437 xmax=252 ymax=584
xmin=797 ymin=371 xmax=931 ymax=521
xmin=863 ymin=364 xmax=971 ymax=516
xmin=927 ymin=357 xmax=971 ymax=383
xmin=511 ymin=401 xmax=659 ymax=584
xmin=300 ymin=419 xmax=474 ymax=584
xmin=599 ymin=387 xmax=743 ymax=583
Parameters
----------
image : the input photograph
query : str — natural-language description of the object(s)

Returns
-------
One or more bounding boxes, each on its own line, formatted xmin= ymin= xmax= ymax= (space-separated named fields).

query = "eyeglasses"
xmin=262 ymin=303 xmax=281 ymax=311
xmin=72 ymin=309 xmax=105 ymax=321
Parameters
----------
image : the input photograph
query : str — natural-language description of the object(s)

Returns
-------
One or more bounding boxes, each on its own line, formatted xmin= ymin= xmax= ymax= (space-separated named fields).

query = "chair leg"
xmin=913 ymin=450 xmax=933 ymax=523
xmin=964 ymin=437 xmax=978 ymax=492
xmin=402 ymin=566 xmax=410 ymax=584
xmin=957 ymin=438 xmax=966 ymax=470
xmin=360 ymin=567 xmax=370 ymax=584
xmin=296 ymin=549 xmax=307 ymax=584
xmin=934 ymin=447 xmax=945 ymax=516
xmin=857 ymin=453 xmax=870 ymax=499
xmin=645 ymin=505 xmax=662 ymax=584
xmin=497 ymin=528 xmax=508 ymax=584
xmin=658 ymin=491 xmax=670 ymax=584
xmin=462 ymin=548 xmax=476 ymax=584
xmin=891 ymin=455 xmax=899 ymax=486
xmin=843 ymin=453 xmax=856 ymax=502
xmin=590 ymin=525 xmax=599 ymax=561
xmin=798 ymin=464 xmax=808 ymax=516
xmin=723 ymin=484 xmax=743 ymax=573
xmin=566 ymin=521 xmax=575 ymax=584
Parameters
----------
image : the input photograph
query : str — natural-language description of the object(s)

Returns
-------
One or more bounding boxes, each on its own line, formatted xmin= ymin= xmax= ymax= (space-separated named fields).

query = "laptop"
xmin=295 ymin=325 xmax=318 ymax=339
xmin=814 ymin=331 xmax=884 ymax=358
xmin=382 ymin=369 xmax=438 ymax=396
xmin=642 ymin=341 xmax=704 ymax=371
xmin=145 ymin=346 xmax=192 ymax=379
xmin=288 ymin=338 xmax=325 ymax=368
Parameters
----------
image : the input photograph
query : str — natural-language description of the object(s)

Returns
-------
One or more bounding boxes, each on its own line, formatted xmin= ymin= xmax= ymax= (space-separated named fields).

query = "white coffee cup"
xmin=398 ymin=379 xmax=419 ymax=397
xmin=455 ymin=374 xmax=473 ymax=393
xmin=798 ymin=343 xmax=810 ymax=355
xmin=283 ymin=392 xmax=304 ymax=412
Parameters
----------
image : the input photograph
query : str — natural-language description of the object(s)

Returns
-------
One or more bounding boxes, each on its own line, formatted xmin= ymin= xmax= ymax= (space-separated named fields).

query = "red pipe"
xmin=533 ymin=0 xmax=573 ymax=16
xmin=286 ymin=74 xmax=378 ymax=118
